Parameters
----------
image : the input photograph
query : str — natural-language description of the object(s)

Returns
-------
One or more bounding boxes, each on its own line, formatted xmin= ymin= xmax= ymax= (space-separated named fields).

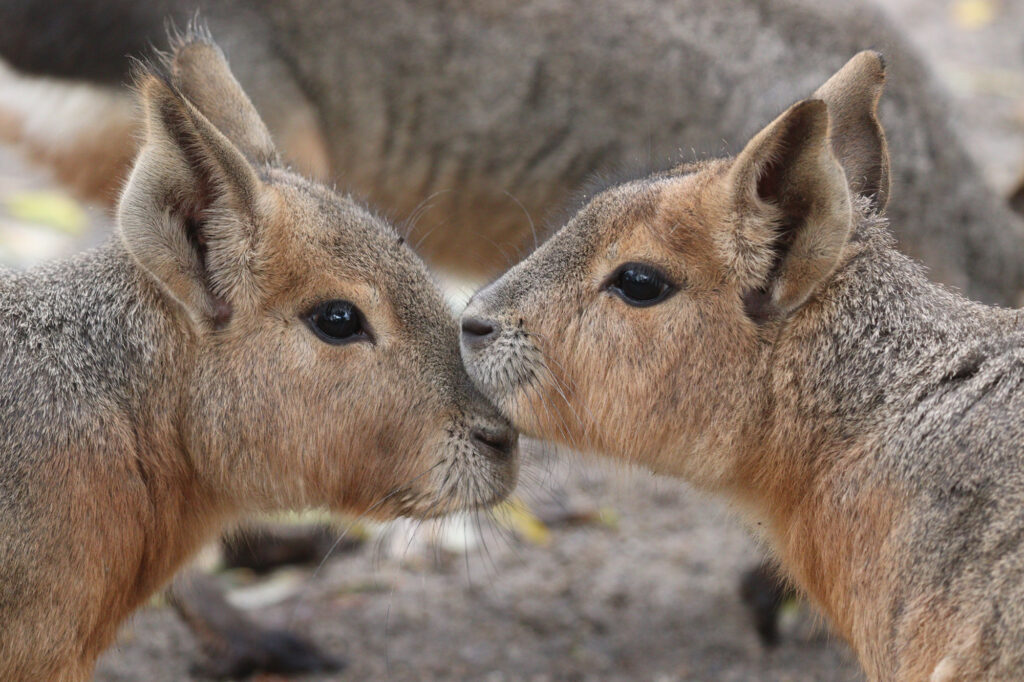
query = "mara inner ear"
xmin=167 ymin=29 xmax=279 ymax=167
xmin=812 ymin=50 xmax=890 ymax=211
xmin=118 ymin=73 xmax=267 ymax=330
xmin=727 ymin=99 xmax=853 ymax=321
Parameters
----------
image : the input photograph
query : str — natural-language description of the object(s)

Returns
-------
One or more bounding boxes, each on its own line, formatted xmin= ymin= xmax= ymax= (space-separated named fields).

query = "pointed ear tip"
xmin=167 ymin=16 xmax=216 ymax=54
xmin=869 ymin=50 xmax=886 ymax=73
xmin=133 ymin=71 xmax=203 ymax=142
xmin=174 ymin=39 xmax=218 ymax=57
xmin=169 ymin=39 xmax=228 ymax=83
xmin=851 ymin=50 xmax=887 ymax=82
xmin=172 ymin=37 xmax=224 ymax=63
xmin=801 ymin=98 xmax=828 ymax=112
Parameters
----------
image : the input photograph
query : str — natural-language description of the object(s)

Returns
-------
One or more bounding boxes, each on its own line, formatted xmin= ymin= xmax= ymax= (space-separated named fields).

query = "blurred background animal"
xmin=2 ymin=0 xmax=1024 ymax=303
xmin=1 ymin=0 xmax=1022 ymax=679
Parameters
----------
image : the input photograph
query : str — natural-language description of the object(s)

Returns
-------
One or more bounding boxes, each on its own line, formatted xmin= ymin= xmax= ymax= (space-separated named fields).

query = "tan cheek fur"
xmin=507 ymin=175 xmax=761 ymax=486
xmin=179 ymin=199 xmax=460 ymax=517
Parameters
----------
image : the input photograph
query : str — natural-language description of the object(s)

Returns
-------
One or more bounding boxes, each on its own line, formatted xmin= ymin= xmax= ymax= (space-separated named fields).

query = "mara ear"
xmin=167 ymin=29 xmax=279 ymax=167
xmin=727 ymin=98 xmax=853 ymax=321
xmin=118 ymin=72 xmax=268 ymax=330
xmin=812 ymin=51 xmax=890 ymax=211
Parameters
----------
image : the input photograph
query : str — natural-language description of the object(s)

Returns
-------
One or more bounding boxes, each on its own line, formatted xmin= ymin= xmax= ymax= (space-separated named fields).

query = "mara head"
xmin=119 ymin=32 xmax=517 ymax=518
xmin=461 ymin=52 xmax=889 ymax=487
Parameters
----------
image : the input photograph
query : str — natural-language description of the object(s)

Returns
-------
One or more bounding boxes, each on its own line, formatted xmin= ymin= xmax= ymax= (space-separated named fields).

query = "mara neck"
xmin=735 ymin=221 xmax=1007 ymax=656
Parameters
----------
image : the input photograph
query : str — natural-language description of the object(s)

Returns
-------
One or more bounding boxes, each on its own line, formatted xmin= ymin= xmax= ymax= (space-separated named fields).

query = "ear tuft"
xmin=163 ymin=21 xmax=279 ymax=167
xmin=812 ymin=51 xmax=890 ymax=211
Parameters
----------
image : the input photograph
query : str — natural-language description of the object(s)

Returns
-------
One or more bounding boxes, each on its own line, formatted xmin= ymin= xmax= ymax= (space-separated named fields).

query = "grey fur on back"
xmin=0 ymin=245 xmax=179 ymax=658
xmin=768 ymin=212 xmax=1024 ymax=676
xmin=0 ymin=247 xmax=169 ymax=468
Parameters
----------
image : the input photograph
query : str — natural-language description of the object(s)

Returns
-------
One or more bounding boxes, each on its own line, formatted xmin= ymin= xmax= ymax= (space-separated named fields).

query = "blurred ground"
xmin=98 ymin=458 xmax=854 ymax=682
xmin=1 ymin=0 xmax=1022 ymax=680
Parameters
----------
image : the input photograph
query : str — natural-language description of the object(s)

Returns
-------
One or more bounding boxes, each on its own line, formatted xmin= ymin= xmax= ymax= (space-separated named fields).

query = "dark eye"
xmin=607 ymin=263 xmax=674 ymax=307
xmin=307 ymin=300 xmax=368 ymax=344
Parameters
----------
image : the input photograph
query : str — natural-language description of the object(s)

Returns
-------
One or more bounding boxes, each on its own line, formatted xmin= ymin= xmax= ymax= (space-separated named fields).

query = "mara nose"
xmin=461 ymin=316 xmax=500 ymax=349
xmin=470 ymin=424 xmax=517 ymax=460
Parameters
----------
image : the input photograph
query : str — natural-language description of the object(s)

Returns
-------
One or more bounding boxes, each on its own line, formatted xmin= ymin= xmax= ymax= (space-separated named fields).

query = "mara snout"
xmin=0 ymin=30 xmax=515 ymax=681
xmin=462 ymin=50 xmax=1024 ymax=680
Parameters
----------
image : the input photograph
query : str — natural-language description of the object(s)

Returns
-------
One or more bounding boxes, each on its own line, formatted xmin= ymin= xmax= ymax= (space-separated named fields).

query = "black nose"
xmin=470 ymin=424 xmax=517 ymax=460
xmin=461 ymin=316 xmax=499 ymax=349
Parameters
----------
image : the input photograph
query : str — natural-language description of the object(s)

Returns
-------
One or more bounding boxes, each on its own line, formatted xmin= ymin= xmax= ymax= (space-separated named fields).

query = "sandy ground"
xmin=96 ymin=457 xmax=858 ymax=682
xmin=96 ymin=454 xmax=860 ymax=675
xmin=1 ymin=0 xmax=1022 ymax=680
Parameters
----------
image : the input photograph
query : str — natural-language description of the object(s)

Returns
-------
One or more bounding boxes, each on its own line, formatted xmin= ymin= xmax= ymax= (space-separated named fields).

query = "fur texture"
xmin=0 ymin=35 xmax=517 ymax=681
xmin=462 ymin=53 xmax=1024 ymax=679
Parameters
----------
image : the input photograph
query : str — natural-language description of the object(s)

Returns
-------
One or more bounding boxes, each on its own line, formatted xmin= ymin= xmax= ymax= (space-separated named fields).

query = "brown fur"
xmin=0 ymin=35 xmax=517 ymax=681
xmin=463 ymin=52 xmax=1024 ymax=679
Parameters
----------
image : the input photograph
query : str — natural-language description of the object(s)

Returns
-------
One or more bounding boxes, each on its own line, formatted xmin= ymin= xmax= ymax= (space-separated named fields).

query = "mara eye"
xmin=607 ymin=263 xmax=674 ymax=307
xmin=306 ymin=300 xmax=369 ymax=344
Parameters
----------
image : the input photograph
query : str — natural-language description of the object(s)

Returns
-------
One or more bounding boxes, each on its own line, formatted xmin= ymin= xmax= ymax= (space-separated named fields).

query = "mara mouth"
xmin=465 ymin=351 xmax=548 ymax=421
xmin=383 ymin=444 xmax=519 ymax=520
xmin=396 ymin=480 xmax=517 ymax=520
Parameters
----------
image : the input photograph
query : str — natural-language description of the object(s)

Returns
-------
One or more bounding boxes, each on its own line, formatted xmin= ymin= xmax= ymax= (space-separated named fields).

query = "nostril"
xmin=461 ymin=316 xmax=499 ymax=346
xmin=471 ymin=426 xmax=517 ymax=459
